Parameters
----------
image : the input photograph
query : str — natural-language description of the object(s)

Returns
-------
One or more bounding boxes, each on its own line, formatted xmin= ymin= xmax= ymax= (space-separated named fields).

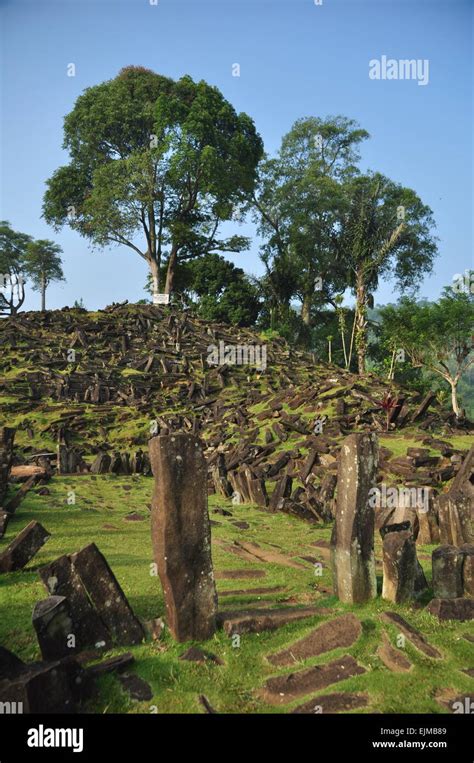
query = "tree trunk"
xmin=41 ymin=273 xmax=46 ymax=312
xmin=149 ymin=258 xmax=160 ymax=303
xmin=301 ymin=294 xmax=312 ymax=326
xmin=450 ymin=379 xmax=461 ymax=417
xmin=164 ymin=244 xmax=179 ymax=296
xmin=355 ymin=270 xmax=367 ymax=375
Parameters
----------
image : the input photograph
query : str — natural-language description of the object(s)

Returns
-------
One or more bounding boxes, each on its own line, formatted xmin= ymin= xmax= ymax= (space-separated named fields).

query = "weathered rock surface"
xmin=382 ymin=530 xmax=417 ymax=603
xmin=432 ymin=545 xmax=464 ymax=599
xmin=426 ymin=597 xmax=474 ymax=621
xmin=380 ymin=612 xmax=441 ymax=658
xmin=32 ymin=595 xmax=75 ymax=660
xmin=376 ymin=631 xmax=412 ymax=673
xmin=261 ymin=654 xmax=366 ymax=705
xmin=218 ymin=606 xmax=322 ymax=636
xmin=330 ymin=433 xmax=378 ymax=604
xmin=291 ymin=692 xmax=369 ymax=714
xmin=150 ymin=434 xmax=217 ymax=642
xmin=0 ymin=520 xmax=50 ymax=573
xmin=267 ymin=614 xmax=362 ymax=666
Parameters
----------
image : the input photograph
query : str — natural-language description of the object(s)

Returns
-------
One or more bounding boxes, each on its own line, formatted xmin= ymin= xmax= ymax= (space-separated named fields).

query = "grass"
xmin=0 ymin=475 xmax=472 ymax=714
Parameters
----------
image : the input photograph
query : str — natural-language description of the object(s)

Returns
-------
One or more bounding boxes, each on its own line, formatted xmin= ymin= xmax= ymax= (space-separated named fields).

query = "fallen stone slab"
xmin=38 ymin=553 xmax=112 ymax=650
xmin=150 ymin=434 xmax=217 ymax=642
xmin=4 ymin=474 xmax=40 ymax=514
xmin=32 ymin=595 xmax=75 ymax=660
xmin=83 ymin=653 xmax=134 ymax=678
xmin=0 ymin=657 xmax=86 ymax=714
xmin=267 ymin=614 xmax=362 ymax=667
xmin=218 ymin=606 xmax=323 ymax=636
xmin=0 ymin=520 xmax=50 ymax=573
xmin=118 ymin=673 xmax=153 ymax=701
xmin=426 ymin=598 xmax=474 ymax=621
xmin=376 ymin=631 xmax=412 ymax=673
xmin=218 ymin=585 xmax=286 ymax=598
xmin=215 ymin=569 xmax=266 ymax=580
xmin=123 ymin=512 xmax=146 ymax=522
xmin=231 ymin=540 xmax=307 ymax=570
xmin=260 ymin=654 xmax=366 ymax=705
xmin=291 ymin=691 xmax=369 ymax=714
xmin=70 ymin=543 xmax=145 ymax=646
xmin=380 ymin=612 xmax=441 ymax=658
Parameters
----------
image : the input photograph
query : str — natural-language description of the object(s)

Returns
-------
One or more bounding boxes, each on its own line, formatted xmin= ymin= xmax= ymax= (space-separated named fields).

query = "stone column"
xmin=330 ymin=433 xmax=378 ymax=604
xmin=149 ymin=434 xmax=217 ymax=642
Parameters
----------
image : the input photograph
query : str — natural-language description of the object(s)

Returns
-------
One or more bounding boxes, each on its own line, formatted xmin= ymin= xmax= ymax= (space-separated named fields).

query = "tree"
xmin=253 ymin=116 xmax=369 ymax=327
xmin=338 ymin=173 xmax=437 ymax=374
xmin=378 ymin=288 xmax=474 ymax=417
xmin=23 ymin=240 xmax=64 ymax=311
xmin=43 ymin=66 xmax=263 ymax=302
xmin=149 ymin=252 xmax=261 ymax=326
xmin=0 ymin=221 xmax=31 ymax=315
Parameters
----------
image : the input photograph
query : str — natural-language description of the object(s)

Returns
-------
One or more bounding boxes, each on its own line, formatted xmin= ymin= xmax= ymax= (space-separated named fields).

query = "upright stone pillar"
xmin=149 ymin=434 xmax=217 ymax=642
xmin=432 ymin=545 xmax=464 ymax=598
xmin=330 ymin=433 xmax=378 ymax=604
xmin=382 ymin=530 xmax=416 ymax=603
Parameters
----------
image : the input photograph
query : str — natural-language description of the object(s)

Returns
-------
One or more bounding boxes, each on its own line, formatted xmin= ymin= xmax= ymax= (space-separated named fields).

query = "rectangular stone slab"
xmin=330 ymin=433 xmax=378 ymax=604
xmin=70 ymin=543 xmax=144 ymax=646
xmin=150 ymin=434 xmax=217 ymax=642
xmin=381 ymin=611 xmax=441 ymax=658
xmin=0 ymin=520 xmax=50 ymax=573
xmin=217 ymin=606 xmax=322 ymax=636
xmin=261 ymin=654 xmax=366 ymax=705
xmin=267 ymin=613 xmax=362 ymax=666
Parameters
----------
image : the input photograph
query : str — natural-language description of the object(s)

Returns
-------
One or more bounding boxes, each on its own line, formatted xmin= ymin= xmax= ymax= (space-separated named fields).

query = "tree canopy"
xmin=43 ymin=66 xmax=263 ymax=300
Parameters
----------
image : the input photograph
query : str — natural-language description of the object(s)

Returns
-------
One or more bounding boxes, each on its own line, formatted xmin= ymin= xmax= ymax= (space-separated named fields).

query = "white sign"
xmin=153 ymin=294 xmax=170 ymax=305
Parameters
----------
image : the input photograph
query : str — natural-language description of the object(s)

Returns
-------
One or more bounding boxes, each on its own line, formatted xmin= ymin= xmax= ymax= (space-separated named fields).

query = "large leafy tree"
xmin=23 ymin=239 xmax=65 ymax=311
xmin=151 ymin=252 xmax=261 ymax=327
xmin=378 ymin=287 xmax=474 ymax=417
xmin=43 ymin=66 xmax=263 ymax=301
xmin=338 ymin=173 xmax=438 ymax=374
xmin=254 ymin=116 xmax=369 ymax=327
xmin=0 ymin=221 xmax=31 ymax=315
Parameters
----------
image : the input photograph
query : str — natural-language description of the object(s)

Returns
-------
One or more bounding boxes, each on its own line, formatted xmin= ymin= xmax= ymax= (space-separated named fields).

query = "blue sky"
xmin=1 ymin=0 xmax=472 ymax=311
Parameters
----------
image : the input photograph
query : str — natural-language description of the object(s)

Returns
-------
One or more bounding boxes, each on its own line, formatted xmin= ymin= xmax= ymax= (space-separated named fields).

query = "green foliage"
xmin=43 ymin=66 xmax=263 ymax=296
xmin=0 ymin=221 xmax=31 ymax=314
xmin=254 ymin=116 xmax=368 ymax=327
xmin=376 ymin=287 xmax=474 ymax=415
xmin=148 ymin=252 xmax=261 ymax=326
xmin=23 ymin=239 xmax=64 ymax=292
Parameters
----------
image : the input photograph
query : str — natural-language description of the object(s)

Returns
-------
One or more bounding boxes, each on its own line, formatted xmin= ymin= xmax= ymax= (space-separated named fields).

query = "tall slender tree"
xmin=338 ymin=173 xmax=437 ymax=374
xmin=23 ymin=239 xmax=65 ymax=311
